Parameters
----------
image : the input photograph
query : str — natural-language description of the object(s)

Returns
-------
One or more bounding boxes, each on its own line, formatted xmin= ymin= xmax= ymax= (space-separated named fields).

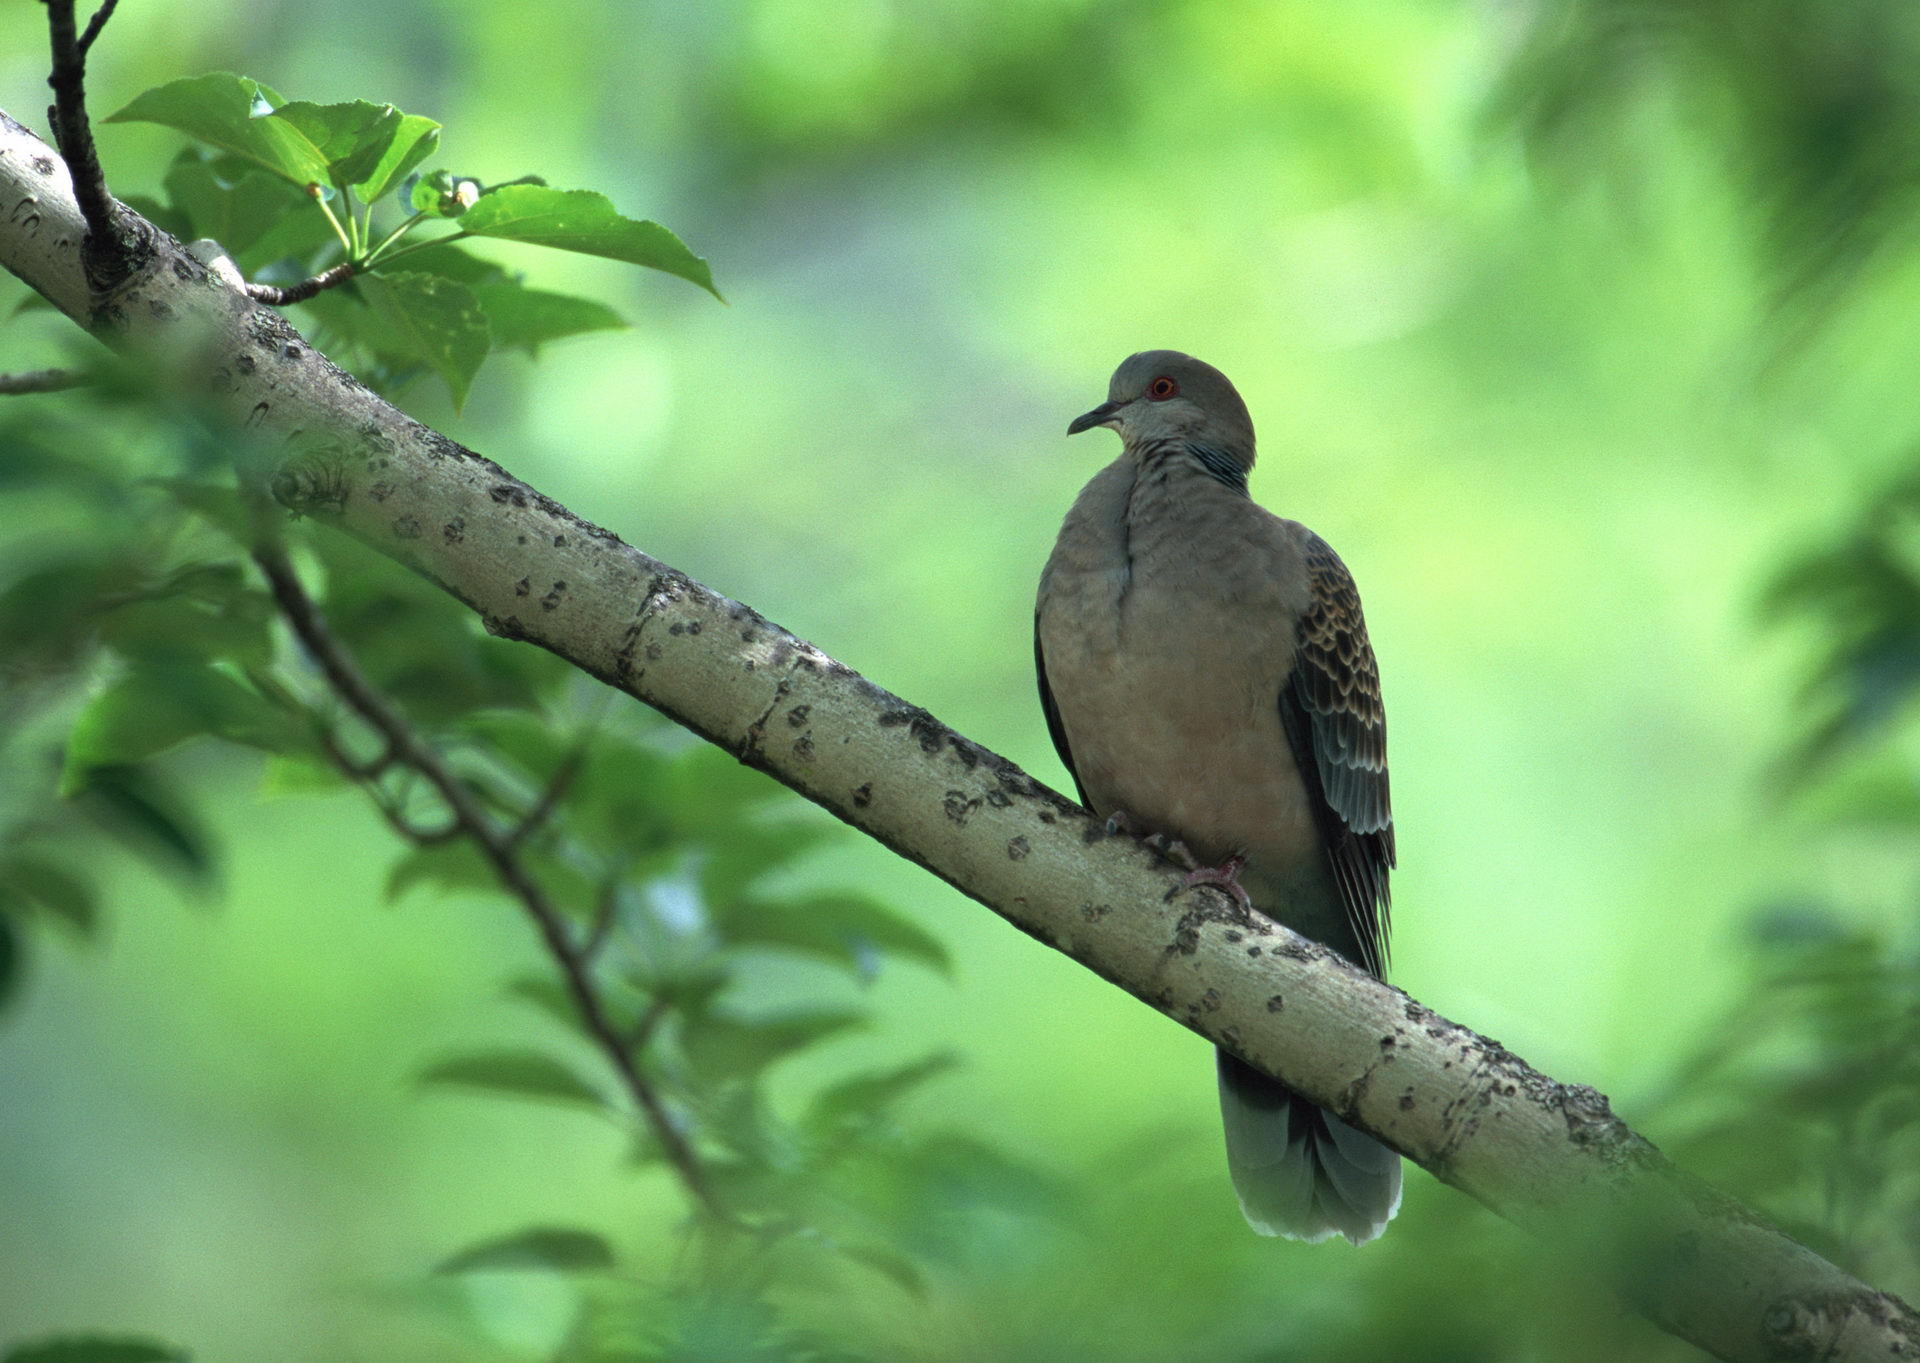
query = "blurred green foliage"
xmin=4 ymin=1 xmax=1920 ymax=1360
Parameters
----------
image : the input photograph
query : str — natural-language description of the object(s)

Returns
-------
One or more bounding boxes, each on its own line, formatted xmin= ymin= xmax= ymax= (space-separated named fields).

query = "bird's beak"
xmin=1067 ymin=399 xmax=1125 ymax=436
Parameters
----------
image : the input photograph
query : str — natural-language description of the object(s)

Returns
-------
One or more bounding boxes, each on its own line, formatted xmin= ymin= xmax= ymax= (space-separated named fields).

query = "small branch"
xmin=0 ymin=367 xmax=86 ymax=394
xmin=42 ymin=0 xmax=126 ymax=283
xmin=75 ymin=0 xmax=119 ymax=56
xmin=507 ymin=746 xmax=584 ymax=850
xmin=582 ymin=880 xmax=619 ymax=960
xmin=625 ymin=997 xmax=669 ymax=1054
xmin=317 ymin=728 xmax=395 ymax=783
xmin=252 ymin=544 xmax=726 ymax=1222
xmin=245 ymin=262 xmax=358 ymax=306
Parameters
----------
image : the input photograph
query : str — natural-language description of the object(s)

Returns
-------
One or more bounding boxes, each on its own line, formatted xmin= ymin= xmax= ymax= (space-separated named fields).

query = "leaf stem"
xmin=373 ymin=229 xmax=472 ymax=270
xmin=310 ymin=185 xmax=357 ymax=260
xmin=362 ymin=212 xmax=432 ymax=268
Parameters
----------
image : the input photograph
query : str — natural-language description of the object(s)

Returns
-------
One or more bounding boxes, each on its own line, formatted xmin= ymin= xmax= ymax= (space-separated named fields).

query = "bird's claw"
xmin=1103 ymin=811 xmax=1202 ymax=870
xmin=1178 ymin=854 xmax=1253 ymax=916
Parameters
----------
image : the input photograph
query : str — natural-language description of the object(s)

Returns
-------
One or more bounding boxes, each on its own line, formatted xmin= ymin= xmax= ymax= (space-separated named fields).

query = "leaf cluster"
xmin=108 ymin=73 xmax=719 ymax=408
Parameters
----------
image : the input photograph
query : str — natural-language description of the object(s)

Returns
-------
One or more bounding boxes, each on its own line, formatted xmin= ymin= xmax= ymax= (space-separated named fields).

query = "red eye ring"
xmin=1146 ymin=376 xmax=1177 ymax=400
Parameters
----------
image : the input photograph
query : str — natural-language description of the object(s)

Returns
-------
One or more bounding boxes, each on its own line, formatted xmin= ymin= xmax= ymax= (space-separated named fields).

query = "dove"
xmin=1035 ymin=350 xmax=1401 ymax=1243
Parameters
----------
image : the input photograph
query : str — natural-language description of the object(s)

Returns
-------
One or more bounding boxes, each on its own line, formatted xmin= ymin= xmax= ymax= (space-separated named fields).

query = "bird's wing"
xmin=1278 ymin=533 xmax=1395 ymax=976
xmin=1034 ymin=619 xmax=1093 ymax=809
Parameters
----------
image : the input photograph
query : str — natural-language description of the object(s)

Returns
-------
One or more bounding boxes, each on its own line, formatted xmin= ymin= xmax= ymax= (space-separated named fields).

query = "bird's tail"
xmin=1216 ymin=1049 xmax=1402 ymax=1244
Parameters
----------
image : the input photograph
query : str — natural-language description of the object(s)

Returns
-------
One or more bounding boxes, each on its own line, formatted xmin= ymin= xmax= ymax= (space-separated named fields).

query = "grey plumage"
xmin=1035 ymin=350 xmax=1401 ymax=1244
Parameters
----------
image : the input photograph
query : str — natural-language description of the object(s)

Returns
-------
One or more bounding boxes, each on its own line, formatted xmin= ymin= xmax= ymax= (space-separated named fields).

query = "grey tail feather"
xmin=1216 ymin=1049 xmax=1402 ymax=1244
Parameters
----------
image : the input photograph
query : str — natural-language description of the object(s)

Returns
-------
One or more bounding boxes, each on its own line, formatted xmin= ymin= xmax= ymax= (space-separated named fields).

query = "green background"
xmin=2 ymin=1 xmax=1917 ymax=1359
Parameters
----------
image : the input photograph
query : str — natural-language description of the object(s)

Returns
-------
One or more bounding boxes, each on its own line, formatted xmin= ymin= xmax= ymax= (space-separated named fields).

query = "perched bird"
xmin=1034 ymin=350 xmax=1401 ymax=1244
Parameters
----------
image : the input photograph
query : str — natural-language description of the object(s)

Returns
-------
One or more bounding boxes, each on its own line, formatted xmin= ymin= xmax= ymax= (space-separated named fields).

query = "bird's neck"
xmin=1125 ymin=436 xmax=1253 ymax=496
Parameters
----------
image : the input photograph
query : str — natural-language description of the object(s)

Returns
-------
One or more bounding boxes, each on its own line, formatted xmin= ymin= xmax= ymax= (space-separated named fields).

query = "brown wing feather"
xmin=1034 ymin=619 xmax=1093 ymax=809
xmin=1282 ymin=534 xmax=1394 ymax=976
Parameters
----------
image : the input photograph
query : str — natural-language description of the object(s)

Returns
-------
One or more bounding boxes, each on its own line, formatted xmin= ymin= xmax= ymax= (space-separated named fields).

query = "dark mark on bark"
xmin=944 ymin=791 xmax=982 ymax=825
xmin=443 ymin=518 xmax=464 ymax=544
xmin=515 ymin=577 xmax=530 ymax=597
xmin=792 ymin=735 xmax=815 ymax=762
xmin=541 ymin=581 xmax=568 ymax=612
xmin=1266 ymin=995 xmax=1284 ymax=1012
xmin=852 ymin=783 xmax=873 ymax=809
xmin=392 ymin=516 xmax=421 ymax=539
xmin=786 ymin=704 xmax=811 ymax=728
xmin=1006 ymin=836 xmax=1030 ymax=860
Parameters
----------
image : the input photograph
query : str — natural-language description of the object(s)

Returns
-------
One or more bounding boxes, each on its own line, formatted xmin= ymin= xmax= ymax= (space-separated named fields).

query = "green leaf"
xmin=354 ymin=115 xmax=441 ymax=202
xmin=71 ymin=766 xmax=213 ymax=883
xmin=146 ymin=477 xmax=254 ymax=542
xmin=161 ymin=149 xmax=327 ymax=263
xmin=723 ymin=892 xmax=951 ymax=978
xmin=384 ymin=842 xmax=492 ymax=904
xmin=681 ymin=1008 xmax=867 ymax=1081
xmin=504 ymin=974 xmax=580 ymax=1031
xmin=371 ymin=242 xmax=504 ymax=285
xmin=457 ymin=186 xmax=720 ymax=297
xmin=356 ymin=272 xmax=490 ymax=410
xmin=269 ymin=101 xmax=403 ymax=191
xmin=0 ymin=558 xmax=122 ymax=676
xmin=418 ymin=1050 xmax=608 ymax=1109
xmin=839 ymin=1242 xmax=928 ymax=1299
xmin=436 ymin=1226 xmax=616 ymax=1274
xmin=61 ymin=665 xmax=298 ymax=794
xmin=474 ymin=282 xmax=627 ymax=357
xmin=106 ymin=73 xmax=331 ymax=187
xmin=804 ymin=1054 xmax=958 ymax=1137
xmin=2 ymin=1341 xmax=189 ymax=1363
xmin=0 ymin=856 xmax=99 ymax=940
xmin=95 ymin=563 xmax=275 ymax=670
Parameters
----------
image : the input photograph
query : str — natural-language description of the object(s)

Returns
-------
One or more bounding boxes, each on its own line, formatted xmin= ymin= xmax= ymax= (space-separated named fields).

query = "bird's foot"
xmin=1103 ymin=811 xmax=1202 ymax=870
xmin=1177 ymin=854 xmax=1253 ymax=916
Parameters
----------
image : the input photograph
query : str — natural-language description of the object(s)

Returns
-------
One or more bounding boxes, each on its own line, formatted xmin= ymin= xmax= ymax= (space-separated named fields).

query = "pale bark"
xmin=1 ymin=107 xmax=1914 ymax=1363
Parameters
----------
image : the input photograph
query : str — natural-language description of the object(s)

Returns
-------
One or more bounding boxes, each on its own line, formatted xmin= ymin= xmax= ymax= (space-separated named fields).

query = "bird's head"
xmin=1067 ymin=350 xmax=1256 ymax=466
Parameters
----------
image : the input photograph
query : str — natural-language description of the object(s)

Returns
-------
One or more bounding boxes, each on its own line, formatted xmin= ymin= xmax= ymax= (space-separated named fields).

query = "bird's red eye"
xmin=1146 ymin=376 xmax=1177 ymax=400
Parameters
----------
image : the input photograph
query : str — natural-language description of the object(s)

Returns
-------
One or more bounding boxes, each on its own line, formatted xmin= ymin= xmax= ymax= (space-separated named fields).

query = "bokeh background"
xmin=3 ymin=1 xmax=1919 ymax=1359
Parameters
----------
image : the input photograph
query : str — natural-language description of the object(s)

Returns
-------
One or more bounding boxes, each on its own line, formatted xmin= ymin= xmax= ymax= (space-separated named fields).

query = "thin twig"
xmin=317 ymin=727 xmax=396 ymax=783
xmin=626 ymin=997 xmax=670 ymax=1054
xmin=75 ymin=0 xmax=119 ymax=56
xmin=0 ymin=367 xmax=86 ymax=394
xmin=582 ymin=879 xmax=620 ymax=960
xmin=507 ymin=746 xmax=585 ymax=849
xmin=252 ymin=544 xmax=725 ymax=1221
xmin=245 ymin=262 xmax=358 ymax=306
xmin=42 ymin=0 xmax=123 ymax=277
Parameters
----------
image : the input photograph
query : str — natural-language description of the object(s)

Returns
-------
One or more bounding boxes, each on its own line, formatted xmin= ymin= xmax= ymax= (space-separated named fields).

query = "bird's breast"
xmin=1037 ymin=496 xmax=1322 ymax=877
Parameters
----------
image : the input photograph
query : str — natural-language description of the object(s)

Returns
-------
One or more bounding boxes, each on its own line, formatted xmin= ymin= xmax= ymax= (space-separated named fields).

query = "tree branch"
xmin=1 ymin=108 xmax=1914 ymax=1363
xmin=40 ymin=0 xmax=137 ymax=292
xmin=244 ymin=260 xmax=358 ymax=306
xmin=251 ymin=544 xmax=726 ymax=1221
